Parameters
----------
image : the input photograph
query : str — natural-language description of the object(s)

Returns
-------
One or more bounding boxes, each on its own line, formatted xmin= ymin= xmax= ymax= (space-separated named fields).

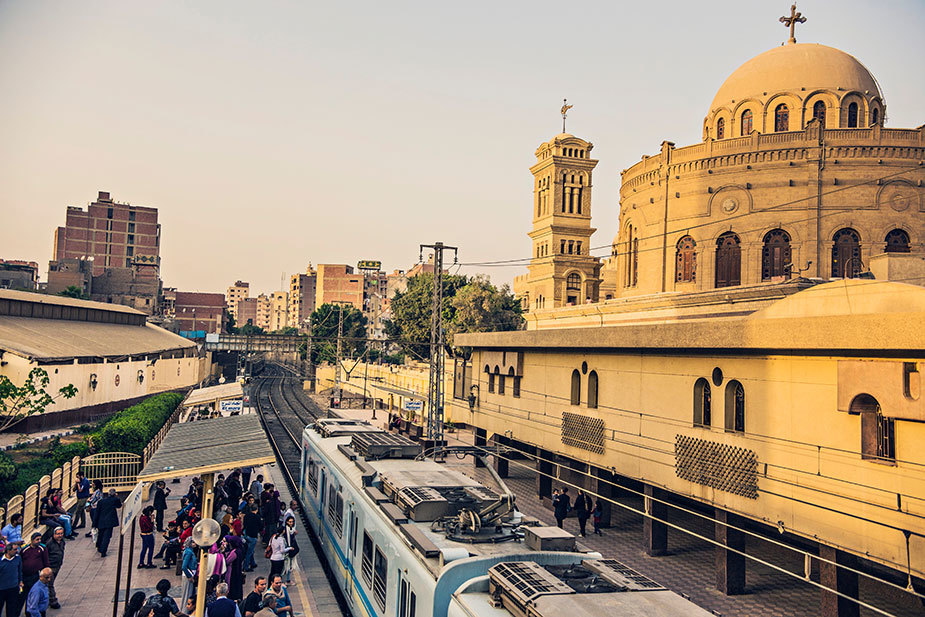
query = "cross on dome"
xmin=779 ymin=3 xmax=807 ymax=44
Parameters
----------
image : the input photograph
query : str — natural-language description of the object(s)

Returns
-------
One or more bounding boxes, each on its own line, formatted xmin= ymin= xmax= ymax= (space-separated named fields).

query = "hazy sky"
xmin=1 ymin=0 xmax=922 ymax=293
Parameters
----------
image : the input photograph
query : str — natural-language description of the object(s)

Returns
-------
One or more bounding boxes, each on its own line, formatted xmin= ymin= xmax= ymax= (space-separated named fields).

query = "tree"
xmin=58 ymin=285 xmax=88 ymax=300
xmin=225 ymin=314 xmax=237 ymax=334
xmin=384 ymin=273 xmax=522 ymax=359
xmin=272 ymin=326 xmax=300 ymax=336
xmin=0 ymin=368 xmax=78 ymax=432
xmin=238 ymin=323 xmax=265 ymax=336
xmin=309 ymin=303 xmax=367 ymax=365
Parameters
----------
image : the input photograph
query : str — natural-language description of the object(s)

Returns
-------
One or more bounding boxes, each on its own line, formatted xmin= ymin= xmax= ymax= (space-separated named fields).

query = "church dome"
xmin=709 ymin=43 xmax=880 ymax=114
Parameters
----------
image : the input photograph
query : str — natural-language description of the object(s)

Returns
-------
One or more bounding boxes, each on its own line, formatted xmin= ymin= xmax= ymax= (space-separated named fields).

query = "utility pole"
xmin=419 ymin=242 xmax=458 ymax=455
xmin=335 ymin=303 xmax=344 ymax=405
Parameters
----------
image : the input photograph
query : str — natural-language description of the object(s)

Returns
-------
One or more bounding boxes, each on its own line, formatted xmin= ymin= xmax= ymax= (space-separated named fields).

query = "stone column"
xmin=819 ymin=545 xmax=860 ymax=617
xmin=715 ymin=508 xmax=746 ymax=595
xmin=536 ymin=448 xmax=553 ymax=501
xmin=643 ymin=484 xmax=668 ymax=556
xmin=491 ymin=435 xmax=508 ymax=478
xmin=474 ymin=427 xmax=487 ymax=468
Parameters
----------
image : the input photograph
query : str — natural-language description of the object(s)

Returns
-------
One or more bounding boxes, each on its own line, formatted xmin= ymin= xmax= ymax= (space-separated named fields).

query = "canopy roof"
xmin=138 ymin=414 xmax=275 ymax=482
xmin=182 ymin=382 xmax=243 ymax=407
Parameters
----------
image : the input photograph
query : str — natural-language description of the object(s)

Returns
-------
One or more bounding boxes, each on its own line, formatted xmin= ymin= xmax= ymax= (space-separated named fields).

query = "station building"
xmin=0 ymin=290 xmax=211 ymax=432
xmin=464 ymin=24 xmax=925 ymax=617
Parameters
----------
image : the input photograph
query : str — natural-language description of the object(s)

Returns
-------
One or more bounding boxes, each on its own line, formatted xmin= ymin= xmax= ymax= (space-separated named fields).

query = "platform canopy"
xmin=138 ymin=413 xmax=275 ymax=483
xmin=182 ymin=382 xmax=243 ymax=408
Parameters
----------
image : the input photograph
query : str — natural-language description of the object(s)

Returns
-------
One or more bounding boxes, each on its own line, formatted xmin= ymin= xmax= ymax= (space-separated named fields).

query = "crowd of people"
xmin=552 ymin=487 xmax=604 ymax=537
xmin=0 ymin=466 xmax=303 ymax=617
xmin=124 ymin=467 xmax=301 ymax=617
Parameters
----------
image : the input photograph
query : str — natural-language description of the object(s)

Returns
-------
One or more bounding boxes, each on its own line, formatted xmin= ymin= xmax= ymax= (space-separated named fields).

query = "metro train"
xmin=298 ymin=417 xmax=714 ymax=617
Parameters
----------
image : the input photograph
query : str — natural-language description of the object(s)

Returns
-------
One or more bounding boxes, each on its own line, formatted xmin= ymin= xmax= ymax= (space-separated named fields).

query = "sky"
xmin=1 ymin=0 xmax=922 ymax=294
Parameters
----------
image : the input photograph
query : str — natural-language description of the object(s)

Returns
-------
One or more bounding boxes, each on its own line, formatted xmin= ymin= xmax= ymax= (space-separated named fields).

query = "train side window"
xmin=410 ymin=591 xmax=416 ymax=617
xmin=349 ymin=511 xmax=358 ymax=555
xmin=373 ymin=547 xmax=388 ymax=612
xmin=307 ymin=459 xmax=318 ymax=494
xmin=327 ymin=485 xmax=344 ymax=537
xmin=399 ymin=579 xmax=416 ymax=617
xmin=361 ymin=532 xmax=374 ymax=588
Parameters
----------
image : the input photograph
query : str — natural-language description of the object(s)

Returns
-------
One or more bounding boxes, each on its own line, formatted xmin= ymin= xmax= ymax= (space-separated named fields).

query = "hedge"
xmin=0 ymin=391 xmax=184 ymax=504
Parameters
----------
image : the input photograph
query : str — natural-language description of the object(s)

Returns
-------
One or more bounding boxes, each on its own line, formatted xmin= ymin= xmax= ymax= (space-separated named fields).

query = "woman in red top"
xmin=138 ymin=506 xmax=156 ymax=568
xmin=178 ymin=519 xmax=194 ymax=544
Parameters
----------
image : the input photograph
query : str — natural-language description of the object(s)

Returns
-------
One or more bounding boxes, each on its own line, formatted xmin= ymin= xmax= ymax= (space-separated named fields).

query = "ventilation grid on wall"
xmin=583 ymin=559 xmax=666 ymax=591
xmin=561 ymin=412 xmax=605 ymax=454
xmin=489 ymin=561 xmax=575 ymax=607
xmin=674 ymin=434 xmax=759 ymax=499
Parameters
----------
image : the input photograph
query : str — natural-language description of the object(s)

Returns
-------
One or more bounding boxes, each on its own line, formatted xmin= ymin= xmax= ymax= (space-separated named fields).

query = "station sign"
xmin=220 ymin=399 xmax=244 ymax=413
xmin=403 ymin=400 xmax=424 ymax=412
xmin=121 ymin=482 xmax=145 ymax=535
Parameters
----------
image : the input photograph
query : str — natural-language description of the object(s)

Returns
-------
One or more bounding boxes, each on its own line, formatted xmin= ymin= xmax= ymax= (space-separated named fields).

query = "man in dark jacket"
xmin=574 ymin=489 xmax=593 ymax=537
xmin=552 ymin=487 xmax=570 ymax=529
xmin=153 ymin=481 xmax=170 ymax=532
xmin=95 ymin=489 xmax=122 ymax=557
xmin=0 ymin=543 xmax=22 ymax=616
xmin=20 ymin=532 xmax=49 ymax=608
xmin=225 ymin=471 xmax=243 ymax=515
xmin=45 ymin=526 xmax=66 ymax=609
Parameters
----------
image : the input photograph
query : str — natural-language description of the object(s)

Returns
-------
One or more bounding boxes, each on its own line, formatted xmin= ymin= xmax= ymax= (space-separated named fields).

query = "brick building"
xmin=174 ymin=292 xmax=225 ymax=336
xmin=288 ymin=267 xmax=316 ymax=331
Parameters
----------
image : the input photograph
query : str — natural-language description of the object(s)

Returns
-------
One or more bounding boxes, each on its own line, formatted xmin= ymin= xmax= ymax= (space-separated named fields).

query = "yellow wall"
xmin=448 ymin=348 xmax=925 ymax=579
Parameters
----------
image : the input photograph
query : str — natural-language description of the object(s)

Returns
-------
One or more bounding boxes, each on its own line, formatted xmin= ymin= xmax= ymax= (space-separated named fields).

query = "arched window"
xmin=812 ymin=101 xmax=826 ymax=126
xmin=570 ymin=370 xmax=581 ymax=406
xmin=847 ymin=102 xmax=859 ymax=128
xmin=623 ymin=225 xmax=638 ymax=288
xmin=509 ymin=367 xmax=520 ymax=398
xmin=486 ymin=365 xmax=495 ymax=394
xmin=716 ymin=118 xmax=725 ymax=140
xmin=774 ymin=104 xmax=789 ymax=132
xmin=885 ymin=229 xmax=911 ymax=253
xmin=852 ymin=394 xmax=895 ymax=462
xmin=566 ymin=273 xmax=581 ymax=290
xmin=693 ymin=378 xmax=711 ymax=427
xmin=715 ymin=232 xmax=741 ymax=288
xmin=872 ymin=108 xmax=879 ymax=125
xmin=675 ymin=235 xmax=696 ymax=283
xmin=496 ymin=367 xmax=505 ymax=395
xmin=724 ymin=380 xmax=745 ymax=433
xmin=587 ymin=371 xmax=598 ymax=409
xmin=741 ymin=110 xmax=753 ymax=136
xmin=832 ymin=228 xmax=862 ymax=278
xmin=761 ymin=229 xmax=792 ymax=280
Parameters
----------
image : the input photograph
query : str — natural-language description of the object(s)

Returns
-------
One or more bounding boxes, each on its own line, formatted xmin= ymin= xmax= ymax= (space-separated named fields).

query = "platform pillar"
xmin=643 ymin=484 xmax=667 ymax=556
xmin=820 ymin=545 xmax=859 ymax=617
xmin=474 ymin=428 xmax=487 ymax=468
xmin=536 ymin=449 xmax=553 ymax=500
xmin=715 ymin=508 xmax=746 ymax=595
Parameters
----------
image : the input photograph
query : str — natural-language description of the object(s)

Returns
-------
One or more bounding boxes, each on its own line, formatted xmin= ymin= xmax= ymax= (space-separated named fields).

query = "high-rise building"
xmin=51 ymin=191 xmax=161 ymax=313
xmin=256 ymin=293 xmax=271 ymax=331
xmin=269 ymin=291 xmax=288 ymax=331
xmin=288 ymin=266 xmax=316 ymax=331
xmin=226 ymin=281 xmax=249 ymax=318
xmin=316 ymin=264 xmax=363 ymax=308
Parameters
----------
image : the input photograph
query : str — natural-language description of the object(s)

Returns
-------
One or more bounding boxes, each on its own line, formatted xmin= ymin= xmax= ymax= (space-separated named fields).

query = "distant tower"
xmin=514 ymin=131 xmax=602 ymax=311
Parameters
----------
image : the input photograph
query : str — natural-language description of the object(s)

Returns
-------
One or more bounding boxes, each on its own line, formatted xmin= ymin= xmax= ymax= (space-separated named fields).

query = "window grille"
xmin=761 ymin=229 xmax=791 ymax=280
xmin=693 ymin=378 xmax=711 ymax=427
xmin=373 ymin=547 xmax=388 ymax=611
xmin=774 ymin=104 xmax=789 ymax=132
xmin=812 ymin=101 xmax=826 ymax=126
xmin=832 ymin=228 xmax=861 ymax=278
xmin=361 ymin=533 xmax=373 ymax=588
xmin=675 ymin=235 xmax=696 ymax=283
xmin=741 ymin=110 xmax=753 ymax=136
xmin=675 ymin=435 xmax=758 ymax=499
xmin=885 ymin=229 xmax=910 ymax=253
xmin=307 ymin=459 xmax=317 ymax=494
xmin=724 ymin=380 xmax=745 ymax=433
xmin=561 ymin=411 xmax=605 ymax=454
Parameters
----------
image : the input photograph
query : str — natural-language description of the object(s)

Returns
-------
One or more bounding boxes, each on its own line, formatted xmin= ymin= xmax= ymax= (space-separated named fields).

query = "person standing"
xmin=281 ymin=518 xmax=299 ymax=585
xmin=225 ymin=472 xmax=243 ymax=516
xmin=574 ymin=489 xmax=592 ymax=538
xmin=138 ymin=506 xmax=156 ymax=568
xmin=45 ymin=526 xmax=66 ymax=609
xmin=254 ymin=594 xmax=277 ymax=617
xmin=72 ymin=471 xmax=91 ymax=530
xmin=0 ymin=514 xmax=23 ymax=549
xmin=95 ymin=489 xmax=122 ymax=557
xmin=553 ymin=488 xmax=570 ymax=529
xmin=240 ymin=467 xmax=253 ymax=495
xmin=241 ymin=576 xmax=267 ymax=617
xmin=140 ymin=579 xmax=181 ymax=617
xmin=24 ymin=567 xmax=51 ymax=617
xmin=153 ymin=481 xmax=170 ymax=532
xmin=0 ymin=543 xmax=22 ymax=617
xmin=242 ymin=505 xmax=261 ymax=572
xmin=267 ymin=529 xmax=289 ymax=580
xmin=592 ymin=499 xmax=604 ymax=536
xmin=20 ymin=533 xmax=49 ymax=608
xmin=180 ymin=539 xmax=198 ymax=610
xmin=266 ymin=574 xmax=292 ymax=617
xmin=248 ymin=475 xmax=263 ymax=502
xmin=205 ymin=582 xmax=240 ymax=617
xmin=86 ymin=479 xmax=104 ymax=539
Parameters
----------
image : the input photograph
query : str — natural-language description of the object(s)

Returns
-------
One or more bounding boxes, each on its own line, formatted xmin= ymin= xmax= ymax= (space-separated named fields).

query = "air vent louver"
xmin=489 ymin=561 xmax=575 ymax=610
xmin=582 ymin=559 xmax=666 ymax=591
xmin=351 ymin=431 xmax=420 ymax=460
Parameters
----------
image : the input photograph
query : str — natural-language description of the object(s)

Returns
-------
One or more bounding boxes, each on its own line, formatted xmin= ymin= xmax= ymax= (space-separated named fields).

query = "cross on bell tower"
xmin=779 ymin=3 xmax=807 ymax=44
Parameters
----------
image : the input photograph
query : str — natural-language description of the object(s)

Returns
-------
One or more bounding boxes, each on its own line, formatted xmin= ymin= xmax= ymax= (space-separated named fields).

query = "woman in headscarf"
xmin=223 ymin=534 xmax=245 ymax=601
xmin=207 ymin=541 xmax=227 ymax=581
xmin=282 ymin=515 xmax=300 ymax=584
xmin=180 ymin=538 xmax=198 ymax=609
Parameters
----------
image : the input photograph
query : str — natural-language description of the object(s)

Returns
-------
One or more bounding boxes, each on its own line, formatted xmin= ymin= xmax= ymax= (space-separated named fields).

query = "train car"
xmin=299 ymin=418 xmax=714 ymax=617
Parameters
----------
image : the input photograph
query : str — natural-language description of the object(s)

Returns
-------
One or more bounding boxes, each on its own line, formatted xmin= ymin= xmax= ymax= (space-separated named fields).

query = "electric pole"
xmin=335 ymin=303 xmax=344 ymax=405
xmin=419 ymin=242 xmax=458 ymax=455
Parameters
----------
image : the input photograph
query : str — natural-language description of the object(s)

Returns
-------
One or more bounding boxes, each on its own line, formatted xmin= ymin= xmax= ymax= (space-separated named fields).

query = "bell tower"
xmin=513 ymin=131 xmax=602 ymax=311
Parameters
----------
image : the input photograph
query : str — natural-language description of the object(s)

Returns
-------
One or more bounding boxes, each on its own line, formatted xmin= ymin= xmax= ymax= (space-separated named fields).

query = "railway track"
xmin=252 ymin=363 xmax=350 ymax=616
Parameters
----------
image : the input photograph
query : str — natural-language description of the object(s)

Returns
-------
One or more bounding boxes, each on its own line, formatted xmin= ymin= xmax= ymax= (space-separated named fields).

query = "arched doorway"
xmin=715 ymin=232 xmax=741 ymax=288
xmin=831 ymin=228 xmax=861 ymax=278
xmin=762 ymin=229 xmax=792 ymax=280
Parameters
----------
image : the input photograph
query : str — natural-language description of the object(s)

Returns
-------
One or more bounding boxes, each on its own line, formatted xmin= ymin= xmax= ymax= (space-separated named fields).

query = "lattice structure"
xmin=561 ymin=412 xmax=605 ymax=454
xmin=675 ymin=435 xmax=759 ymax=499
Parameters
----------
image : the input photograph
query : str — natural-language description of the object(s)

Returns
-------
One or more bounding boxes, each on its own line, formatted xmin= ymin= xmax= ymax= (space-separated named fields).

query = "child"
xmin=592 ymin=499 xmax=603 ymax=536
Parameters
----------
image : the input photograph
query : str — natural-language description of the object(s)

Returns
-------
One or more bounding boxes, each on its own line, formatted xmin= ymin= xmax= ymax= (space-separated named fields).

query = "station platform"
xmin=48 ymin=461 xmax=340 ymax=616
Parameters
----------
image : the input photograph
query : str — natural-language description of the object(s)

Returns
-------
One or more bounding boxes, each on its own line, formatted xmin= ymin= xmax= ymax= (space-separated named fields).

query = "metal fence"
xmin=0 ymin=405 xmax=181 ymax=535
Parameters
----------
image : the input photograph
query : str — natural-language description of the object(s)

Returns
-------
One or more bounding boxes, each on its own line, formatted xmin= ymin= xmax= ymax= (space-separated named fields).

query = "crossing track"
xmin=252 ymin=363 xmax=350 ymax=616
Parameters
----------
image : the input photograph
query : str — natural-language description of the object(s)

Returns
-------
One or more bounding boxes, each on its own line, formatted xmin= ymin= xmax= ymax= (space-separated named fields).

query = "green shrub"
xmin=96 ymin=392 xmax=183 ymax=454
xmin=0 ymin=451 xmax=15 ymax=485
xmin=50 ymin=440 xmax=90 ymax=467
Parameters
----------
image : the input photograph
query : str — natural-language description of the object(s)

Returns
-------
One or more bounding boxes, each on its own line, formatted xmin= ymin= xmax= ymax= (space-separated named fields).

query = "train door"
xmin=319 ymin=469 xmax=326 ymax=518
xmin=344 ymin=505 xmax=357 ymax=603
xmin=399 ymin=574 xmax=417 ymax=617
